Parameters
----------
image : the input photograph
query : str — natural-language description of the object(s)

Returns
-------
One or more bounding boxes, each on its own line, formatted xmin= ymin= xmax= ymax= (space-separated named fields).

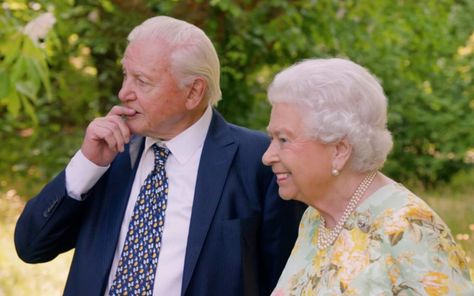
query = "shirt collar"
xmin=144 ymin=105 xmax=212 ymax=164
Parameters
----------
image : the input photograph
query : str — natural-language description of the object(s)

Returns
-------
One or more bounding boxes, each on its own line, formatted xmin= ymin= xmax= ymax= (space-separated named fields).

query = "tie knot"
xmin=152 ymin=144 xmax=170 ymax=169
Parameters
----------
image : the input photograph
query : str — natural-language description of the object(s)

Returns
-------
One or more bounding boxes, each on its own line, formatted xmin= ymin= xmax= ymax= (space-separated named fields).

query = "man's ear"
xmin=332 ymin=138 xmax=352 ymax=172
xmin=185 ymin=77 xmax=207 ymax=110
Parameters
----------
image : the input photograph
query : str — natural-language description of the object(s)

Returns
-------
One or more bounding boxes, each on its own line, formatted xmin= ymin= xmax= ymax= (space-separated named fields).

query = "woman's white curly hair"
xmin=268 ymin=58 xmax=393 ymax=172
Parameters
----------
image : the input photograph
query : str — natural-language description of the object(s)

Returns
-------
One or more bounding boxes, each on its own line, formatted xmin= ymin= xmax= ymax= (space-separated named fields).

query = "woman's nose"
xmin=262 ymin=141 xmax=278 ymax=166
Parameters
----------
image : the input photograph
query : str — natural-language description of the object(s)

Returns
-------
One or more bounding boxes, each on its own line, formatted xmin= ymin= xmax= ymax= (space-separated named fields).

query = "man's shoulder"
xmin=227 ymin=123 xmax=269 ymax=144
xmin=211 ymin=110 xmax=268 ymax=141
xmin=208 ymin=110 xmax=269 ymax=153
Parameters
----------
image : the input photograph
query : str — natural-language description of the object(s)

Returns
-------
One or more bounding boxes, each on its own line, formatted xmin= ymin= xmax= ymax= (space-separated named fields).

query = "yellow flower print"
xmin=436 ymin=227 xmax=456 ymax=254
xmin=397 ymin=251 xmax=415 ymax=266
xmin=306 ymin=207 xmax=320 ymax=224
xmin=299 ymin=207 xmax=316 ymax=233
xmin=271 ymin=186 xmax=474 ymax=296
xmin=355 ymin=211 xmax=372 ymax=233
xmin=447 ymin=245 xmax=468 ymax=270
xmin=311 ymin=250 xmax=324 ymax=274
xmin=342 ymin=287 xmax=360 ymax=296
xmin=332 ymin=230 xmax=370 ymax=290
xmin=382 ymin=209 xmax=408 ymax=245
xmin=405 ymin=204 xmax=434 ymax=223
xmin=349 ymin=227 xmax=370 ymax=252
xmin=301 ymin=285 xmax=317 ymax=296
xmin=386 ymin=255 xmax=400 ymax=285
xmin=421 ymin=272 xmax=449 ymax=296
xmin=288 ymin=269 xmax=310 ymax=293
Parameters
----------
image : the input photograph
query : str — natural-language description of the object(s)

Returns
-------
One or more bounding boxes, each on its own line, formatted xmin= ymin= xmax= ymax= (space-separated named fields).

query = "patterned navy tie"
xmin=109 ymin=144 xmax=170 ymax=295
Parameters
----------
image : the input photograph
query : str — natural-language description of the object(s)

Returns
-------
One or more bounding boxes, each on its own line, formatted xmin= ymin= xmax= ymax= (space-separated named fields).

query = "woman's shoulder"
xmin=357 ymin=183 xmax=455 ymax=249
xmin=359 ymin=183 xmax=433 ymax=217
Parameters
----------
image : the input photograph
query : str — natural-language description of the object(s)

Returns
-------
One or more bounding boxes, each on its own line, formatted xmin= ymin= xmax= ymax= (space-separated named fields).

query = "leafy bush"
xmin=0 ymin=0 xmax=473 ymax=192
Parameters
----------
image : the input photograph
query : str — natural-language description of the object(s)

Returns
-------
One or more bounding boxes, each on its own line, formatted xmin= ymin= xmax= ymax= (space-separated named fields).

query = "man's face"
xmin=118 ymin=38 xmax=191 ymax=140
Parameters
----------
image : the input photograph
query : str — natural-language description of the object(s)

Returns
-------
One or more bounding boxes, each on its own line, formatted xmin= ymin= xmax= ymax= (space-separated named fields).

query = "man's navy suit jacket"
xmin=15 ymin=110 xmax=304 ymax=296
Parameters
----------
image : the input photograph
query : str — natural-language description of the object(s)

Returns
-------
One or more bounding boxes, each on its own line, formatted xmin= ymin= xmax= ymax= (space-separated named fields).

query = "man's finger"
xmin=107 ymin=105 xmax=136 ymax=117
xmin=108 ymin=116 xmax=131 ymax=144
xmin=93 ymin=120 xmax=127 ymax=152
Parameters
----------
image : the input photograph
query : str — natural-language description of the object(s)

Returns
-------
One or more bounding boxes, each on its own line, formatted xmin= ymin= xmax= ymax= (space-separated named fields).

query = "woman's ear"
xmin=185 ymin=77 xmax=207 ymax=110
xmin=332 ymin=138 xmax=352 ymax=172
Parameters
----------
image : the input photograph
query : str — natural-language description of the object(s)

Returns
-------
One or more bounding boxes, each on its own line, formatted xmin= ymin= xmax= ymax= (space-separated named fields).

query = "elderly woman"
xmin=263 ymin=58 xmax=474 ymax=295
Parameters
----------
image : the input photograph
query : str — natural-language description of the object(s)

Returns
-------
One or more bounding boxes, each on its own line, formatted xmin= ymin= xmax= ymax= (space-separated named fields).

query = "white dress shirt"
xmin=65 ymin=106 xmax=212 ymax=296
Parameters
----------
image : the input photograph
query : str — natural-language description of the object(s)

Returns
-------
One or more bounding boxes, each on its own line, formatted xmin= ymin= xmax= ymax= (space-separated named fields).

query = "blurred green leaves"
xmin=0 ymin=26 xmax=53 ymax=124
xmin=0 ymin=0 xmax=473 ymax=195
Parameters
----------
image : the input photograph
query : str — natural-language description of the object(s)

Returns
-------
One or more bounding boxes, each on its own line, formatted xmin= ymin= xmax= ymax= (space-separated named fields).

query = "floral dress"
xmin=272 ymin=183 xmax=474 ymax=296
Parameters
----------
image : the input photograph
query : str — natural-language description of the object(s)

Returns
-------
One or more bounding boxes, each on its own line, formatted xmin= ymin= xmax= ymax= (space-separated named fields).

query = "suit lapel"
xmin=181 ymin=111 xmax=237 ymax=294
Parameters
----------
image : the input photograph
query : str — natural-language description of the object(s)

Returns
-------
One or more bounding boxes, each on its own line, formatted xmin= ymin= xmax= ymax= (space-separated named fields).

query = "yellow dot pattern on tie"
xmin=109 ymin=144 xmax=170 ymax=295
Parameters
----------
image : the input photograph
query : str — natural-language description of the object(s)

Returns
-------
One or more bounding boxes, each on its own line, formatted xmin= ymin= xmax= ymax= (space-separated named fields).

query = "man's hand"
xmin=81 ymin=106 xmax=136 ymax=166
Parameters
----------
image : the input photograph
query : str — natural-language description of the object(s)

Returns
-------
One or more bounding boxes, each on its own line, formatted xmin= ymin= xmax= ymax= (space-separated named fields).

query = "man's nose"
xmin=118 ymin=78 xmax=134 ymax=102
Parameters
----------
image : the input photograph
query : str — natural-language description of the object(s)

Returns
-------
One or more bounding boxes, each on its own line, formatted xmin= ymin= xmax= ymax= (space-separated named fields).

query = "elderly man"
xmin=15 ymin=16 xmax=304 ymax=296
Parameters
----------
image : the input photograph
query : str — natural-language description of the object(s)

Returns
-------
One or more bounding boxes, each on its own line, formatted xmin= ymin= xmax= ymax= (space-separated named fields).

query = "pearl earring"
xmin=331 ymin=168 xmax=340 ymax=176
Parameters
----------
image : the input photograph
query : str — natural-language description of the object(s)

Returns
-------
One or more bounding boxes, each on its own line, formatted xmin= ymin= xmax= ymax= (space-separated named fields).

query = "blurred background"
xmin=1 ymin=0 xmax=473 ymax=294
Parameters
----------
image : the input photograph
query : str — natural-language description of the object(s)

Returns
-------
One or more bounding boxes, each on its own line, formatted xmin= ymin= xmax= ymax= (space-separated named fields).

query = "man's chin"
xmin=124 ymin=120 xmax=143 ymax=136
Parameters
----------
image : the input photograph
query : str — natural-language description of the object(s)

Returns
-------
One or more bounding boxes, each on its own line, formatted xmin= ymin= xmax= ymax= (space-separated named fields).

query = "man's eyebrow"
xmin=266 ymin=126 xmax=278 ymax=135
xmin=122 ymin=68 xmax=150 ymax=79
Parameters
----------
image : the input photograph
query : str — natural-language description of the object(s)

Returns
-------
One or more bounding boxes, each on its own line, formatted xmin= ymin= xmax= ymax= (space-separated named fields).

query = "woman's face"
xmin=262 ymin=103 xmax=334 ymax=204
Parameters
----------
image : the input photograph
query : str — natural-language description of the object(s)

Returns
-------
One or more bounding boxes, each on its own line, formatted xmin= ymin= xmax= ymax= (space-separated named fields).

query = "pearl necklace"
xmin=317 ymin=171 xmax=377 ymax=250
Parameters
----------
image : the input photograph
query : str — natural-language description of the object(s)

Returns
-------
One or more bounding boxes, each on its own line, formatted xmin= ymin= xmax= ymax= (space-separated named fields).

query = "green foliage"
xmin=0 ymin=117 xmax=84 ymax=197
xmin=0 ymin=15 xmax=53 ymax=124
xmin=154 ymin=0 xmax=474 ymax=186
xmin=0 ymin=0 xmax=473 ymax=192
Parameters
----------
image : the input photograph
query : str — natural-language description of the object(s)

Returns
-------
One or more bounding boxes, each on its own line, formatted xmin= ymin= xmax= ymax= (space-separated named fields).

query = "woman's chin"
xmin=278 ymin=191 xmax=295 ymax=201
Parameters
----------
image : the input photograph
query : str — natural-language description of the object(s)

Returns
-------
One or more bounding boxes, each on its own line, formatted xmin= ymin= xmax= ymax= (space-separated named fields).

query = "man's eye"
xmin=278 ymin=137 xmax=287 ymax=143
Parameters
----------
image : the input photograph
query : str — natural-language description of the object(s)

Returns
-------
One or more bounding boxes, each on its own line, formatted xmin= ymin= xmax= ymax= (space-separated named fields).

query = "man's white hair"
xmin=128 ymin=16 xmax=222 ymax=105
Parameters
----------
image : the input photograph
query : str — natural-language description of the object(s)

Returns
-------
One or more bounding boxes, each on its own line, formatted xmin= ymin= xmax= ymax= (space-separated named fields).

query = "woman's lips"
xmin=275 ymin=172 xmax=289 ymax=182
